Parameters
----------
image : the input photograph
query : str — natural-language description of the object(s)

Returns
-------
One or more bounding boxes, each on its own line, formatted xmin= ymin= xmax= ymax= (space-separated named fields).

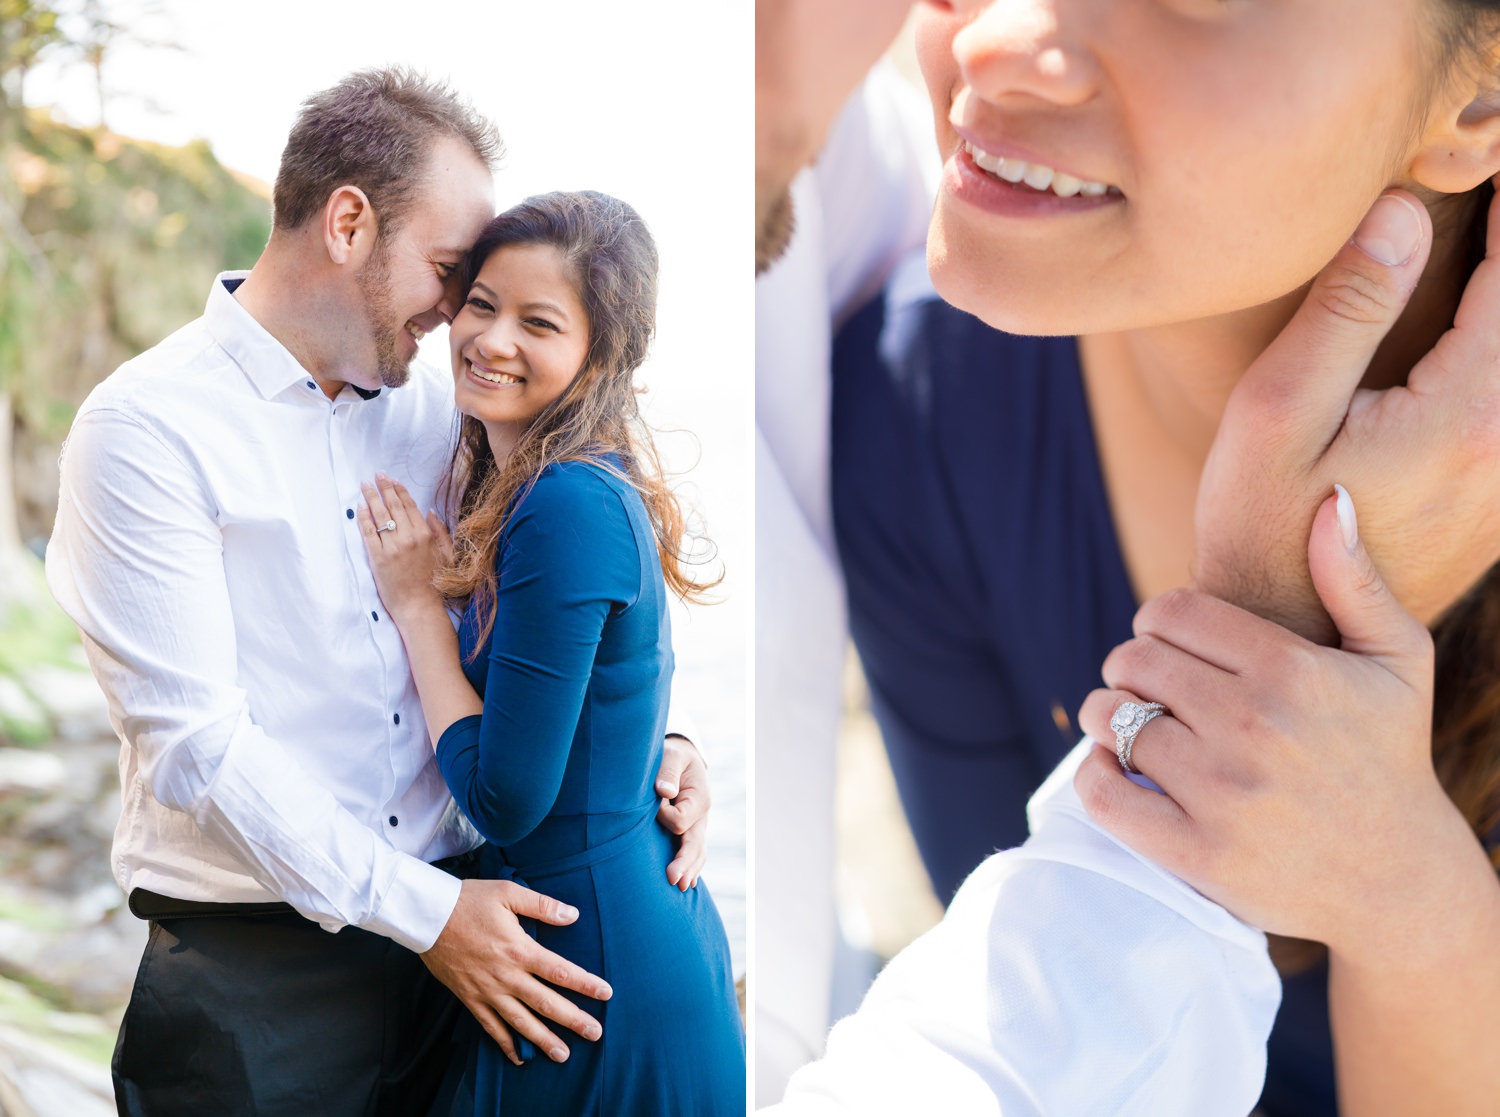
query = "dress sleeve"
xmin=435 ymin=465 xmax=639 ymax=846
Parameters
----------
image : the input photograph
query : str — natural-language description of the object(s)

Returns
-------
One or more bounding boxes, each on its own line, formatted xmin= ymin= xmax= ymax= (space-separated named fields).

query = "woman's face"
xmin=917 ymin=0 xmax=1458 ymax=337
xmin=450 ymin=243 xmax=592 ymax=428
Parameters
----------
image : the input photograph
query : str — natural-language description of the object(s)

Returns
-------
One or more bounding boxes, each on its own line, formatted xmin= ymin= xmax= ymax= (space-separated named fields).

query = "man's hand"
xmin=421 ymin=879 xmax=612 ymax=1066
xmin=1194 ymin=186 xmax=1500 ymax=638
xmin=656 ymin=734 xmax=710 ymax=890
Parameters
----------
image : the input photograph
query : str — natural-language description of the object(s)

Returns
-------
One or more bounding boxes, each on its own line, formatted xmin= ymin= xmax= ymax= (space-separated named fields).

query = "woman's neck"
xmin=481 ymin=419 xmax=525 ymax=468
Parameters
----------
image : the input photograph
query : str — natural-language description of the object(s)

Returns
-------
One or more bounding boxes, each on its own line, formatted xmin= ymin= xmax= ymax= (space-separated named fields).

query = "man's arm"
xmin=48 ymin=407 xmax=457 ymax=950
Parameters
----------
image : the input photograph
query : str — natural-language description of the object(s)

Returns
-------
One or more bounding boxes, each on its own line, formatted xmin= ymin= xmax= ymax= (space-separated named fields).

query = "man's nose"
xmin=951 ymin=0 xmax=1098 ymax=108
xmin=435 ymin=271 xmax=468 ymax=325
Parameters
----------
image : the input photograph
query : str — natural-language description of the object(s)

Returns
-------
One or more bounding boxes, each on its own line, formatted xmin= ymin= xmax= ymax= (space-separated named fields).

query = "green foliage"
xmin=1 ymin=110 xmax=272 ymax=433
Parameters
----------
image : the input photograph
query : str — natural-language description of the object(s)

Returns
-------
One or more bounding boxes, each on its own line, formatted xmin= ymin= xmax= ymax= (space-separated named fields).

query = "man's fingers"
xmin=654 ymin=738 xmax=688 ymax=798
xmin=506 ymin=970 xmax=604 ymax=1043
xmin=492 ymin=993 xmax=572 ymax=1063
xmin=1307 ymin=486 xmax=1433 ymax=671
xmin=470 ymin=1002 xmax=522 ymax=1066
xmin=665 ymin=818 xmax=708 ymax=890
xmin=1226 ymin=190 xmax=1431 ymax=463
xmin=520 ymin=939 xmax=613 ymax=1003
xmin=499 ymin=881 xmax=581 ymax=927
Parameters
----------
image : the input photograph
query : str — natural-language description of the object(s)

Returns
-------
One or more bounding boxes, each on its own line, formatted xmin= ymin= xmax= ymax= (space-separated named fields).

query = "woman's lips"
xmin=465 ymin=359 xmax=523 ymax=387
xmin=945 ymin=142 xmax=1124 ymax=219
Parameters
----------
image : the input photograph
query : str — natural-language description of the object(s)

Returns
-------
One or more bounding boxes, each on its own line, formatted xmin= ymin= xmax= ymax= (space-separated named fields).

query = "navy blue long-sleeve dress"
xmin=831 ymin=276 xmax=1335 ymax=1117
xmin=430 ymin=458 xmax=744 ymax=1116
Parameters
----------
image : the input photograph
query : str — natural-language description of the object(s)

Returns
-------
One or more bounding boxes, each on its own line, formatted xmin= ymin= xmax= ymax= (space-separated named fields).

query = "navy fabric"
xmin=831 ymin=291 xmax=1334 ymax=1117
xmin=433 ymin=460 xmax=744 ymax=1116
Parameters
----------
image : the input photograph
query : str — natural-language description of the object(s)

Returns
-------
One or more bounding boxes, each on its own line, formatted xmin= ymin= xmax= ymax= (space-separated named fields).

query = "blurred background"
xmin=0 ymin=2 xmax=749 ymax=1111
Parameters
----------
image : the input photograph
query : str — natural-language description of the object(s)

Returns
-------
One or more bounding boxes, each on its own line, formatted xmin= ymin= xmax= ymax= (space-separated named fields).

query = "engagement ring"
xmin=1110 ymin=700 xmax=1167 ymax=774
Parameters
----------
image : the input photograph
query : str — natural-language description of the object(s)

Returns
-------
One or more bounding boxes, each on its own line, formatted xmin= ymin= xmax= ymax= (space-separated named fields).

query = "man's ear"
xmin=322 ymin=185 xmax=377 ymax=266
xmin=1411 ymin=79 xmax=1500 ymax=194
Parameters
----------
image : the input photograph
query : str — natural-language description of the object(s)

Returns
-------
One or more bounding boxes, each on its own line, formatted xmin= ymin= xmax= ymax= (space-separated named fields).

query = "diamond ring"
xmin=377 ymin=519 xmax=397 ymax=534
xmin=1110 ymin=700 xmax=1167 ymax=774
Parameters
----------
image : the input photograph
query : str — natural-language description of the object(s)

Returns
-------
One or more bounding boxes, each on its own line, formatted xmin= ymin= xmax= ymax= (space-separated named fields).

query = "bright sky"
xmin=26 ymin=0 xmax=753 ymax=961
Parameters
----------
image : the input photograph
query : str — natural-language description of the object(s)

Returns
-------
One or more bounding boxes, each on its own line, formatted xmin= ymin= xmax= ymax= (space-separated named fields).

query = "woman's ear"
xmin=1411 ymin=80 xmax=1500 ymax=194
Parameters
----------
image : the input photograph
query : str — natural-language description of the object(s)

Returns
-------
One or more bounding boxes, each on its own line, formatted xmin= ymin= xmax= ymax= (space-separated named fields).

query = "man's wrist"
xmin=363 ymin=854 xmax=464 ymax=954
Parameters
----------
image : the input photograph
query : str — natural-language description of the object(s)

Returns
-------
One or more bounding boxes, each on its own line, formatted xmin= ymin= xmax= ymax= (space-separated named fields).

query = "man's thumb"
xmin=1225 ymin=192 xmax=1431 ymax=460
xmin=1307 ymin=485 xmax=1427 ymax=664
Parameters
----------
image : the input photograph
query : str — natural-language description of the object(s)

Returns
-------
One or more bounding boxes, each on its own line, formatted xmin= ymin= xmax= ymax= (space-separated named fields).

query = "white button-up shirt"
xmin=49 ymin=273 xmax=486 ymax=952
xmin=766 ymin=741 xmax=1282 ymax=1115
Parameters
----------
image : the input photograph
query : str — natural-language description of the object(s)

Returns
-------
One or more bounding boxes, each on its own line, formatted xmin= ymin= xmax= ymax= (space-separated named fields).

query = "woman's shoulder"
xmin=509 ymin=457 xmax=640 ymax=538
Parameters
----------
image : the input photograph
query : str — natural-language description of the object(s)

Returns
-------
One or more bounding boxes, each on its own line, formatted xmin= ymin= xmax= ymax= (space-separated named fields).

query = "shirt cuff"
xmin=362 ymin=853 xmax=464 ymax=953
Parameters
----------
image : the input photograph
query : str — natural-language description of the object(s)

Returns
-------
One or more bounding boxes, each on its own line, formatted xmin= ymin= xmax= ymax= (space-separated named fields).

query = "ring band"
xmin=1110 ymin=700 xmax=1167 ymax=774
xmin=377 ymin=519 xmax=397 ymax=534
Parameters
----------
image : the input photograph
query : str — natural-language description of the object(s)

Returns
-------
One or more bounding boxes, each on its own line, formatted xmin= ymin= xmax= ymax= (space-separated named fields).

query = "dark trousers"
xmin=114 ymin=883 xmax=472 ymax=1117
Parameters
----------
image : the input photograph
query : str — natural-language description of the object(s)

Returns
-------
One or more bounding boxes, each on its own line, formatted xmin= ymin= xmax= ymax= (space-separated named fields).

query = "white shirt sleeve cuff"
xmin=362 ymin=854 xmax=464 ymax=953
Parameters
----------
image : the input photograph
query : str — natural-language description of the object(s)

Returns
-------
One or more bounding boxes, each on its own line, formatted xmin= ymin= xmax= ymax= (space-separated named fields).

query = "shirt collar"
xmin=203 ymin=271 xmax=382 ymax=403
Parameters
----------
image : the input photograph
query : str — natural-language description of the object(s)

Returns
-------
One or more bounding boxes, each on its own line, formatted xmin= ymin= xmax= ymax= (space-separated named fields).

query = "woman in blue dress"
xmin=357 ymin=190 xmax=743 ymax=1114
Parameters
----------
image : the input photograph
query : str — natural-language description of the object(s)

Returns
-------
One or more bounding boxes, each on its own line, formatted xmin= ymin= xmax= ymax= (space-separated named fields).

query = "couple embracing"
xmin=46 ymin=68 xmax=744 ymax=1115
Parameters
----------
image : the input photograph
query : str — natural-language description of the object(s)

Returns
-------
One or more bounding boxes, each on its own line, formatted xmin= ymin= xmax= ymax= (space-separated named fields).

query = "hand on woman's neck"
xmin=1083 ymin=188 xmax=1476 ymax=474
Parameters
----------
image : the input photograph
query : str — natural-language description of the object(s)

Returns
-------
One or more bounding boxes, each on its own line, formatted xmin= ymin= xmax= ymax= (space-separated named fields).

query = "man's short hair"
xmin=272 ymin=67 xmax=503 ymax=238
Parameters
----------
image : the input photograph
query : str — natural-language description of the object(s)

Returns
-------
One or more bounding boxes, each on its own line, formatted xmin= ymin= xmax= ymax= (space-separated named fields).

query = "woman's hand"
xmin=1194 ymin=186 xmax=1500 ymax=640
xmin=1074 ymin=487 xmax=1481 ymax=959
xmin=357 ymin=473 xmax=453 ymax=626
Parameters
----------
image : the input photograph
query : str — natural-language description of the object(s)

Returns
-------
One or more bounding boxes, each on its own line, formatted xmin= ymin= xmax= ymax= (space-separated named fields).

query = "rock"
xmin=0 ymin=753 xmax=64 ymax=798
xmin=0 ymin=1025 xmax=113 ymax=1116
xmin=0 ymin=682 xmax=48 ymax=747
xmin=16 ymin=671 xmax=110 ymax=744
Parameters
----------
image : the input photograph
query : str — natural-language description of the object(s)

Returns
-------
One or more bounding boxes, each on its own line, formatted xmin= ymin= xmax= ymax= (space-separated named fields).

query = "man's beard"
xmin=755 ymin=184 xmax=796 ymax=276
xmin=357 ymin=241 xmax=411 ymax=389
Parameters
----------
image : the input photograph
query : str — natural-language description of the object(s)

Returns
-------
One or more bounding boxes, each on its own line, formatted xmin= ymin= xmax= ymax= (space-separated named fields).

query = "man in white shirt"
xmin=48 ymin=68 xmax=711 ymax=1116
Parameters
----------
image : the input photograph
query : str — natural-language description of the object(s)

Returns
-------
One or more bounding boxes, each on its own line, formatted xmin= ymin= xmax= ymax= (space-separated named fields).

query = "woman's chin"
xmin=927 ymin=249 xmax=1107 ymax=339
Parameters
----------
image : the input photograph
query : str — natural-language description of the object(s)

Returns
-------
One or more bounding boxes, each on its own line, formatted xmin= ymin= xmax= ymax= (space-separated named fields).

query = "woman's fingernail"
xmin=550 ymin=1046 xmax=568 ymax=1062
xmin=1351 ymin=194 xmax=1422 ymax=266
xmin=558 ymin=904 xmax=578 ymax=921
xmin=1334 ymin=483 xmax=1358 ymax=552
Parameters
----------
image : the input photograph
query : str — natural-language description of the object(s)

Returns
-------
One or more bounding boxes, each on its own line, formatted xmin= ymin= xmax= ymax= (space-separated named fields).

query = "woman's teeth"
xmin=470 ymin=362 xmax=521 ymax=385
xmin=963 ymin=142 xmax=1114 ymax=199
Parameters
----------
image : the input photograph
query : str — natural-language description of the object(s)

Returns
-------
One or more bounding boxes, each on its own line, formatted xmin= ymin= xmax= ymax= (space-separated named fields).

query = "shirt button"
xmin=371 ymin=611 xmax=379 ymax=621
xmin=346 ymin=508 xmax=354 ymax=519
xmin=388 ymin=815 xmax=398 ymax=827
xmin=393 ymin=713 xmax=401 ymax=725
xmin=306 ymin=381 xmax=316 ymax=390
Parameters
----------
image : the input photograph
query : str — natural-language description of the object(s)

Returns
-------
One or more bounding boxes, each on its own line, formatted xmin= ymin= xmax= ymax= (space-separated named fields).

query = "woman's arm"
xmin=419 ymin=465 xmax=637 ymax=847
xmin=1075 ymin=490 xmax=1500 ymax=1117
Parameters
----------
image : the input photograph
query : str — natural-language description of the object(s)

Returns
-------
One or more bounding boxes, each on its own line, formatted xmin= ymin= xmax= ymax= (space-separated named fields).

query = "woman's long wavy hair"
xmin=433 ymin=191 xmax=717 ymax=648
xmin=1273 ymin=1 xmax=1500 ymax=977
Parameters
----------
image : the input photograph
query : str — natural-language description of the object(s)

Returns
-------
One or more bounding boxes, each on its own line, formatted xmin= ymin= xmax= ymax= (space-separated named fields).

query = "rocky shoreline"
xmin=0 ymin=659 xmax=130 ymax=1116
